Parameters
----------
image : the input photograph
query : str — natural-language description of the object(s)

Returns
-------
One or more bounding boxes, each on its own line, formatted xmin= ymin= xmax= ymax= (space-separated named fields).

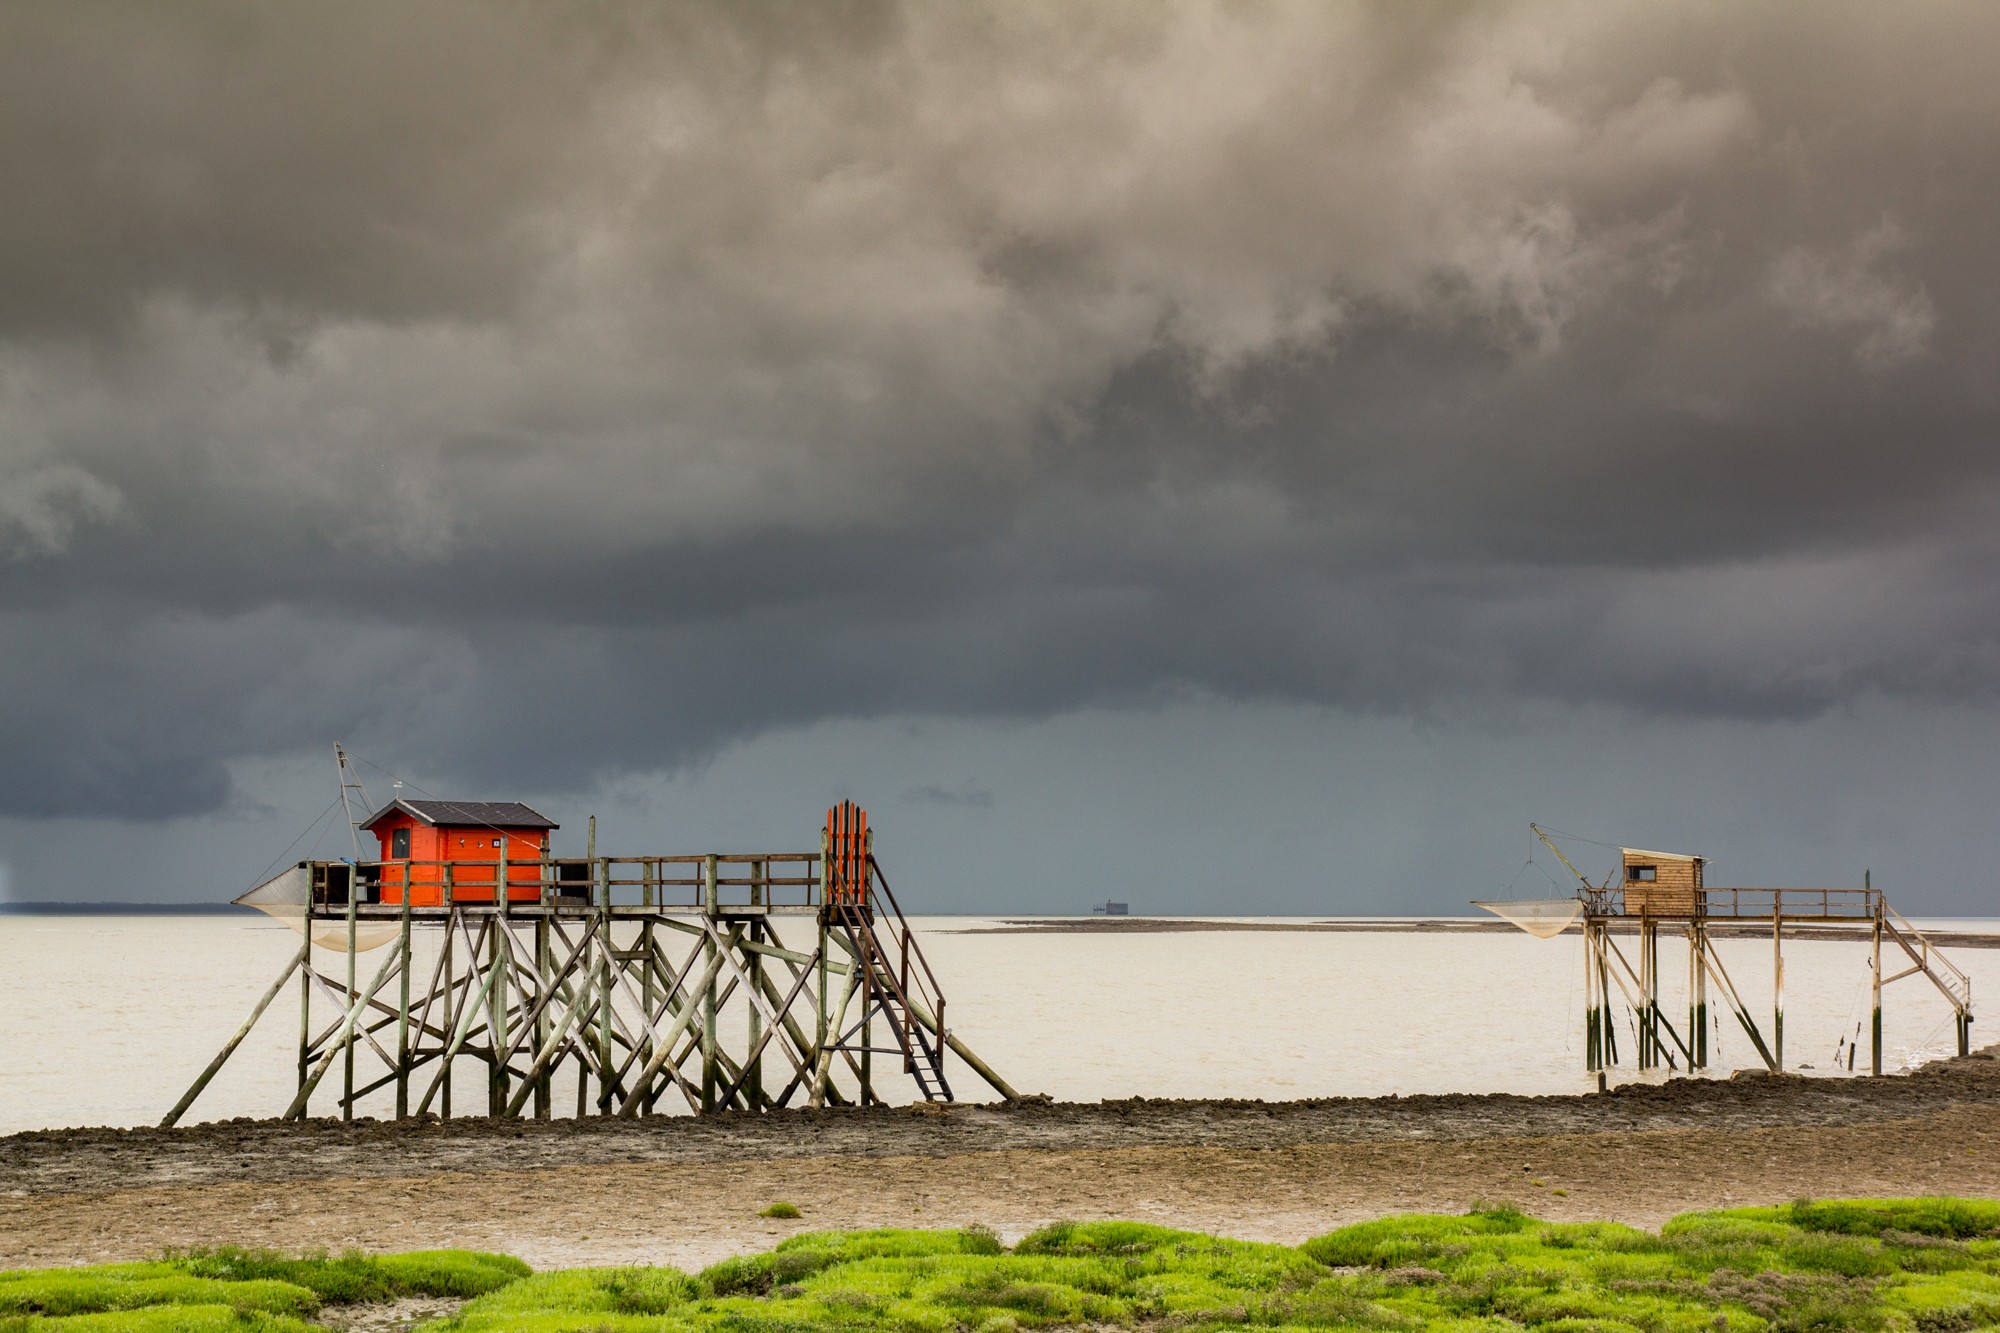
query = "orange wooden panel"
xmin=825 ymin=801 xmax=870 ymax=905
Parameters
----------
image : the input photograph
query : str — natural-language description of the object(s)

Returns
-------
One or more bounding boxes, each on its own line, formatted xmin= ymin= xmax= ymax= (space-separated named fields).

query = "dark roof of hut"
xmin=360 ymin=799 xmax=557 ymax=830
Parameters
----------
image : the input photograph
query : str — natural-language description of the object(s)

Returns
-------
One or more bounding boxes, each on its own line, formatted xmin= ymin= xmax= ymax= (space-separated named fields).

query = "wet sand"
xmin=4 ymin=1050 xmax=1998 ymax=1272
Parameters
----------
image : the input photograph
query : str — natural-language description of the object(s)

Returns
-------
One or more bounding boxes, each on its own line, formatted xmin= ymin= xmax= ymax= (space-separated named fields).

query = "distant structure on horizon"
xmin=1092 ymin=900 xmax=1129 ymax=916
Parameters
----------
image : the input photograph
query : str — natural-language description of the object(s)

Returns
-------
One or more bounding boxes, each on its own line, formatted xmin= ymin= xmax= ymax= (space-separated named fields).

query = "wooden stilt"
xmin=343 ymin=882 xmax=358 ymax=1121
xmin=1871 ymin=870 xmax=1884 ymax=1076
xmin=297 ymin=929 xmax=312 ymax=1106
xmin=747 ymin=915 xmax=766 ymax=1108
xmin=1584 ymin=921 xmax=1601 ymax=1074
xmin=1598 ymin=923 xmax=1617 ymax=1068
xmin=1638 ymin=916 xmax=1654 ymax=1070
xmin=534 ymin=913 xmax=552 ymax=1118
xmin=1773 ymin=910 xmax=1784 ymax=1072
xmin=1691 ymin=921 xmax=1708 ymax=1069
xmin=440 ymin=897 xmax=455 ymax=1118
xmin=395 ymin=888 xmax=413 ymax=1118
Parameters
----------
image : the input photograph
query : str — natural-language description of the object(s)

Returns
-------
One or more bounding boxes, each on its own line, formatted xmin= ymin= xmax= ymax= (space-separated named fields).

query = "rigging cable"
xmin=239 ymin=794 xmax=342 ymax=896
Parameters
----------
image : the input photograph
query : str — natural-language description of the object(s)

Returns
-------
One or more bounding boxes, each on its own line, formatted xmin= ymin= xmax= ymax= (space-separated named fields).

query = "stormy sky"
xmin=4 ymin=1 xmax=2000 ymax=912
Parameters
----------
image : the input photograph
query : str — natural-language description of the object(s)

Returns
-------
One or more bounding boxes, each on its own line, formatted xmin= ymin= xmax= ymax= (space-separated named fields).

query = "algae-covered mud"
xmin=8 ymin=1200 xmax=2000 ymax=1331
xmin=0 ymin=1247 xmax=526 ymax=1331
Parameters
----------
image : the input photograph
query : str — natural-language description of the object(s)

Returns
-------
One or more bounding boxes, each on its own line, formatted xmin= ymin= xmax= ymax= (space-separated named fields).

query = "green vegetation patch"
xmin=0 ymin=1246 xmax=526 ymax=1331
xmin=167 ymin=1246 xmax=528 ymax=1302
xmin=7 ymin=1199 xmax=2000 ymax=1332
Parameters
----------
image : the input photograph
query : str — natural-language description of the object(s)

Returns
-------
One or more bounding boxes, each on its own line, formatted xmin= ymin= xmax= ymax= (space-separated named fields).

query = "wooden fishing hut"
xmin=1526 ymin=827 xmax=1975 ymax=1080
xmin=363 ymin=800 xmax=558 ymax=905
xmin=164 ymin=753 xmax=1016 ymax=1127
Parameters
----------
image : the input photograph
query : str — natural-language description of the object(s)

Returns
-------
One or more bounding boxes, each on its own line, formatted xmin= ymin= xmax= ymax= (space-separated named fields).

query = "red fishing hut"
xmin=362 ymin=799 xmax=558 ymax=905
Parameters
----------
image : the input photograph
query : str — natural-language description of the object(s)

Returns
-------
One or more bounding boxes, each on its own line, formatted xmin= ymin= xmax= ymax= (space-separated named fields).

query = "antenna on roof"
xmin=333 ymin=743 xmax=374 ymax=862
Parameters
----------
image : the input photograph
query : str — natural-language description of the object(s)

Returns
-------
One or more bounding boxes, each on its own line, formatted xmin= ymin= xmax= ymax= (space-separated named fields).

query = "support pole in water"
xmin=1599 ymin=927 xmax=1617 ymax=1069
xmin=1773 ymin=908 xmax=1785 ymax=1072
xmin=1638 ymin=916 xmax=1654 ymax=1070
xmin=344 ymin=873 xmax=358 ymax=1121
xmin=1691 ymin=921 xmax=1709 ymax=1070
xmin=746 ymin=912 xmax=766 ymax=1109
xmin=1870 ymin=869 xmax=1884 ymax=1076
xmin=702 ymin=854 xmax=720 ymax=1113
xmin=395 ymin=887 xmax=413 ymax=1118
xmin=297 ymin=925 xmax=312 ymax=1104
xmin=1686 ymin=922 xmax=1697 ymax=1070
xmin=534 ymin=911 xmax=552 ymax=1119
xmin=1583 ymin=920 xmax=1599 ymax=1074
xmin=596 ymin=857 xmax=613 ymax=1114
xmin=440 ymin=893 xmax=455 ymax=1118
xmin=816 ymin=833 xmax=831 ymax=1096
xmin=582 ymin=816 xmax=596 ymax=1118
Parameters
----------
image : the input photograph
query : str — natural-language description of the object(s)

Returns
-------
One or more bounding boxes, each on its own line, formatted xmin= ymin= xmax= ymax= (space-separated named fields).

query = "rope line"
xmin=240 ymin=794 xmax=342 ymax=895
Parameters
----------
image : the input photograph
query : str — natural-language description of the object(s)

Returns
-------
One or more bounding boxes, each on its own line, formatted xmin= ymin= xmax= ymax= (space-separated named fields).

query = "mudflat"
xmin=4 ymin=1050 xmax=1997 ymax=1272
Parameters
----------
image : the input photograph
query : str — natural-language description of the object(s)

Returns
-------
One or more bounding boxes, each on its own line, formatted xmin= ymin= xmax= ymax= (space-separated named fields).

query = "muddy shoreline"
xmin=8 ymin=1053 xmax=2000 ymax=1193
xmin=6 ymin=1051 xmax=1997 ymax=1272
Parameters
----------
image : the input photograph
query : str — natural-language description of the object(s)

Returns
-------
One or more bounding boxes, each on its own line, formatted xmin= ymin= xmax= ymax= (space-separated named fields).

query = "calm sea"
xmin=2 ymin=914 xmax=1995 ymax=1134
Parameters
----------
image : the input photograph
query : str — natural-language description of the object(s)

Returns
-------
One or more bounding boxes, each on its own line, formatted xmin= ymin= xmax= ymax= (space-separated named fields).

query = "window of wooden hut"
xmin=1629 ymin=864 xmax=1657 ymax=882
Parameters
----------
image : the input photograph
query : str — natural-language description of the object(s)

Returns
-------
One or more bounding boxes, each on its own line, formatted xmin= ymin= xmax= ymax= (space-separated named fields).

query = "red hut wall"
xmin=372 ymin=815 xmax=545 ymax=905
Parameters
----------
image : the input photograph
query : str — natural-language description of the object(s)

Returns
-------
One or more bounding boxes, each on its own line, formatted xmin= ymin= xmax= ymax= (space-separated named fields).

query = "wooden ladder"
xmin=828 ymin=890 xmax=954 ymax=1101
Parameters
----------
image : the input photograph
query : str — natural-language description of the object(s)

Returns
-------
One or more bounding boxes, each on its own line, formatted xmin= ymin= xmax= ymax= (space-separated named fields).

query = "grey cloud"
xmin=1766 ymin=223 xmax=1937 ymax=370
xmin=3 ymin=1 xmax=2000 ymax=819
xmin=0 ymin=458 xmax=122 ymax=556
xmin=901 ymin=783 xmax=995 ymax=809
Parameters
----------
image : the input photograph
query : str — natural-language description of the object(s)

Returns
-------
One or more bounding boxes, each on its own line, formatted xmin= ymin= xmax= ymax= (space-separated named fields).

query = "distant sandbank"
xmin=956 ymin=915 xmax=2000 ymax=949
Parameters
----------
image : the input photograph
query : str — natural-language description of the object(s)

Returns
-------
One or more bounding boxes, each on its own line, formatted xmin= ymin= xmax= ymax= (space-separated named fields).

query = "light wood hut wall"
xmin=1621 ymin=848 xmax=1704 ymax=916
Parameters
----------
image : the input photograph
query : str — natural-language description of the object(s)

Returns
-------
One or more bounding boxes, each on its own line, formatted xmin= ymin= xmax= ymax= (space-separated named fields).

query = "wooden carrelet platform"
xmin=164 ymin=803 xmax=1013 ymax=1127
xmin=1523 ymin=826 xmax=1974 ymax=1081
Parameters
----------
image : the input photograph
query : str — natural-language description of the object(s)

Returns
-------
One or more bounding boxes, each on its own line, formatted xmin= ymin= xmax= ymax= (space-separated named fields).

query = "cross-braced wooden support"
xmin=164 ymin=805 xmax=1017 ymax=1127
xmin=1579 ymin=885 xmax=1972 ymax=1080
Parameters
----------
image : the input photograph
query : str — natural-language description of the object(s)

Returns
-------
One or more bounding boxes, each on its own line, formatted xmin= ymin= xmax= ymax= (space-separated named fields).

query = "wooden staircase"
xmin=822 ymin=801 xmax=954 ymax=1101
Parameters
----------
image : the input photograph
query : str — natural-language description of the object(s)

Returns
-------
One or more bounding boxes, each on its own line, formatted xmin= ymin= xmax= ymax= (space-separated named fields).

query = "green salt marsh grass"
xmin=0 ymin=1248 xmax=527 ymax=1331
xmin=4 ymin=1200 xmax=2000 ymax=1330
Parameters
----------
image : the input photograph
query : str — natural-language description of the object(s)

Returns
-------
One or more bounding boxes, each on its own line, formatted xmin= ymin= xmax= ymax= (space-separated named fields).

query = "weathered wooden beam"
xmin=286 ymin=942 xmax=404 ymax=1120
xmin=161 ymin=938 xmax=310 ymax=1128
xmin=616 ymin=933 xmax=736 ymax=1117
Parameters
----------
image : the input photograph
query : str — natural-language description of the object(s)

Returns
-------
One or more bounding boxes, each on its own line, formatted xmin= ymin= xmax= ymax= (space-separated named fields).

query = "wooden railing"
xmin=308 ymin=853 xmax=823 ymax=910
xmin=864 ymin=854 xmax=947 ymax=1047
xmin=1883 ymin=898 xmax=1974 ymax=1011
xmin=1698 ymin=887 xmax=1878 ymax=921
xmin=1581 ymin=884 xmax=1880 ymax=920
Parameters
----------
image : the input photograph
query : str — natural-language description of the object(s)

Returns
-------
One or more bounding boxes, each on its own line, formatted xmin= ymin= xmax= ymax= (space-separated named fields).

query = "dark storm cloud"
xmin=3 ymin=0 xmax=2000 ymax=818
